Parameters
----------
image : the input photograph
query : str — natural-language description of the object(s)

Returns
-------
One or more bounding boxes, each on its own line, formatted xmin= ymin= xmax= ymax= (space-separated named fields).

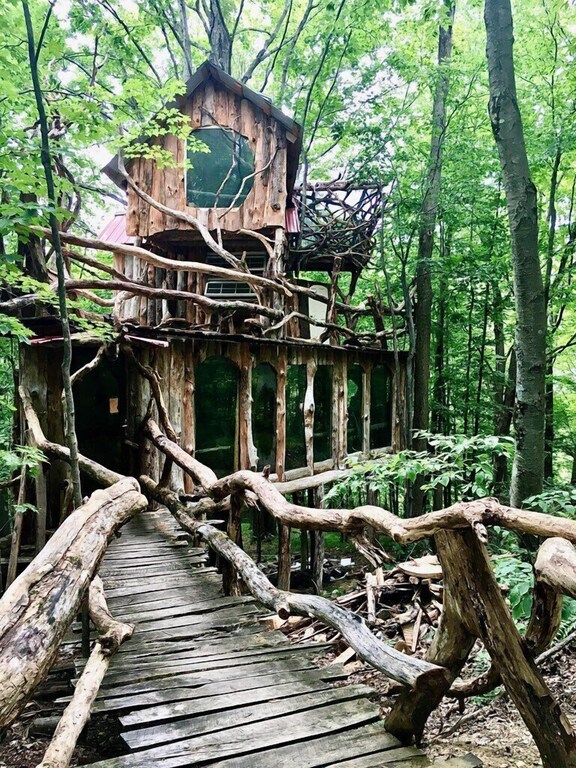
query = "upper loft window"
xmin=186 ymin=127 xmax=255 ymax=208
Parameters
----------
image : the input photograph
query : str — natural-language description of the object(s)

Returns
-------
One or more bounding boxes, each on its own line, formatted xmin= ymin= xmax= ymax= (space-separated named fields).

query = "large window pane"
xmin=347 ymin=364 xmax=363 ymax=453
xmin=286 ymin=364 xmax=306 ymax=470
xmin=252 ymin=363 xmax=277 ymax=471
xmin=186 ymin=128 xmax=255 ymax=208
xmin=370 ymin=364 xmax=392 ymax=448
xmin=314 ymin=365 xmax=332 ymax=462
xmin=195 ymin=357 xmax=238 ymax=476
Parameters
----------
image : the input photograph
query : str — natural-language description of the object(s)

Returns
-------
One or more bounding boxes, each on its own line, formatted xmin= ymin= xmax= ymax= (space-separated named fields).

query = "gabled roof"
xmin=103 ymin=60 xmax=302 ymax=197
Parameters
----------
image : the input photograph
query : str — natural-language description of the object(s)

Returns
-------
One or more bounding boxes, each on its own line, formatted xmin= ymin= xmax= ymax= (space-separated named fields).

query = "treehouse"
xmin=18 ymin=60 xmax=407 ymax=526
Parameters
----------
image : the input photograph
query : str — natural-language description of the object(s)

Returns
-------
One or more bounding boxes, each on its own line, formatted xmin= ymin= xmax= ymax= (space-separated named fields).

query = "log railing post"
xmin=309 ymin=485 xmax=325 ymax=593
xmin=386 ymin=530 xmax=576 ymax=768
xmin=277 ymin=523 xmax=291 ymax=591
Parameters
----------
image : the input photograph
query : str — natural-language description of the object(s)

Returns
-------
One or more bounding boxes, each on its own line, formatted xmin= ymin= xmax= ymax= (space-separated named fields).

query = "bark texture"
xmin=0 ymin=479 xmax=146 ymax=728
xmin=485 ymin=0 xmax=546 ymax=506
xmin=36 ymin=581 xmax=133 ymax=768
xmin=412 ymin=1 xmax=454 ymax=446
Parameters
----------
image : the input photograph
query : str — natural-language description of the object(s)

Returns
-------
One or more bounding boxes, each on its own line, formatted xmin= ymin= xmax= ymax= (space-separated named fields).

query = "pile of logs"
xmin=284 ymin=555 xmax=443 ymax=658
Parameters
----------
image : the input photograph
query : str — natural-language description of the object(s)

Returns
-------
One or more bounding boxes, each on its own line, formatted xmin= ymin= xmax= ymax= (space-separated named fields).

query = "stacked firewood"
xmin=281 ymin=554 xmax=444 ymax=659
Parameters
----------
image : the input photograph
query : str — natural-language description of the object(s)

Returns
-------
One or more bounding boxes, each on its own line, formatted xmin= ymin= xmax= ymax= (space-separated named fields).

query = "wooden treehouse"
xmin=20 ymin=60 xmax=407 ymax=519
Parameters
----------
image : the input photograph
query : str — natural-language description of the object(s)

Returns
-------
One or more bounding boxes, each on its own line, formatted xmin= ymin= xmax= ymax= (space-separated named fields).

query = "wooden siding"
xmin=126 ymin=82 xmax=288 ymax=238
xmin=129 ymin=337 xmax=406 ymax=489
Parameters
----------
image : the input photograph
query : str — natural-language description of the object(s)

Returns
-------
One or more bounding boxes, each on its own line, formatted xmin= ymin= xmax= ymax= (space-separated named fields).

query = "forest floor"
xmin=324 ymin=645 xmax=576 ymax=767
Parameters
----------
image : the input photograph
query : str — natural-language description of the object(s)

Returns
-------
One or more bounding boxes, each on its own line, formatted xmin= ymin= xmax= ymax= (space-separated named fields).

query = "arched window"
xmin=252 ymin=363 xmax=277 ymax=471
xmin=347 ymin=364 xmax=364 ymax=454
xmin=370 ymin=364 xmax=392 ymax=448
xmin=186 ymin=128 xmax=255 ymax=208
xmin=195 ymin=357 xmax=239 ymax=476
xmin=286 ymin=364 xmax=306 ymax=470
xmin=313 ymin=365 xmax=333 ymax=462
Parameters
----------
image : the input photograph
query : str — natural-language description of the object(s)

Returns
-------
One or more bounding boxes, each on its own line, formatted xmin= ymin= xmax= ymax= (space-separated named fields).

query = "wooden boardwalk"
xmin=81 ymin=509 xmax=432 ymax=768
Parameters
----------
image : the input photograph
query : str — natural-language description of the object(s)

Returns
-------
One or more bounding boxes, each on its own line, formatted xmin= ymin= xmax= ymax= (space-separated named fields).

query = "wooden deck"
xmin=81 ymin=509 xmax=434 ymax=768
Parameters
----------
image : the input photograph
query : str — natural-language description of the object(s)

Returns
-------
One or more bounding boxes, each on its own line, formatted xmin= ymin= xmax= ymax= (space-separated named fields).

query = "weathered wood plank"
xmin=120 ymin=675 xmax=340 ymax=727
xmin=109 ymin=604 xmax=262 ymax=635
xmin=323 ymin=747 xmax=428 ymax=767
xmin=93 ymin=656 xmax=327 ymax=701
xmin=91 ymin=666 xmax=345 ymax=714
xmin=83 ymin=698 xmax=380 ymax=767
xmin=100 ymin=557 xmax=207 ymax=575
xmin=102 ymin=571 xmax=220 ymax=596
xmin=123 ymin=685 xmax=376 ymax=750
xmin=89 ymin=646 xmax=325 ymax=688
xmin=102 ymin=639 xmax=323 ymax=674
xmin=207 ymin=723 xmax=403 ymax=768
xmin=118 ymin=615 xmax=260 ymax=645
xmin=107 ymin=596 xmax=255 ymax=624
xmin=112 ymin=626 xmax=271 ymax=657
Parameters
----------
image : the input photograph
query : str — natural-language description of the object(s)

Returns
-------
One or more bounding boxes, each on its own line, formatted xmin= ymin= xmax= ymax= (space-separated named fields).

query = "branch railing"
xmin=8 ymin=386 xmax=576 ymax=768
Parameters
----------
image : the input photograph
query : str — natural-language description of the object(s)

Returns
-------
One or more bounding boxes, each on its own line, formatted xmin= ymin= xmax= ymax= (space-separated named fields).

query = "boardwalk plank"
xmin=208 ymin=723 xmax=402 ymax=768
xmin=120 ymin=676 xmax=338 ymax=727
xmin=91 ymin=666 xmax=345 ymax=714
xmin=123 ymin=685 xmax=375 ymax=750
xmin=324 ymin=748 xmax=429 ymax=767
xmin=84 ymin=698 xmax=380 ymax=767
xmin=113 ymin=626 xmax=277 ymax=658
xmin=122 ymin=596 xmax=255 ymax=623
xmin=101 ymin=640 xmax=326 ymax=674
xmin=86 ymin=646 xmax=325 ymax=687
xmin=94 ymin=656 xmax=322 ymax=699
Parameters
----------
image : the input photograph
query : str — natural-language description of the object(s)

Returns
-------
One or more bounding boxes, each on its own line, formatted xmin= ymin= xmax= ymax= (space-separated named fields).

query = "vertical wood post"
xmin=308 ymin=485 xmax=325 ymax=593
xmin=362 ymin=365 xmax=371 ymax=454
xmin=277 ymin=523 xmax=291 ymax=591
xmin=6 ymin=468 xmax=28 ymax=588
xmin=304 ymin=359 xmax=316 ymax=474
xmin=222 ymin=493 xmax=243 ymax=596
xmin=34 ymin=464 xmax=47 ymax=553
xmin=294 ymin=492 xmax=309 ymax=572
xmin=275 ymin=348 xmax=287 ymax=481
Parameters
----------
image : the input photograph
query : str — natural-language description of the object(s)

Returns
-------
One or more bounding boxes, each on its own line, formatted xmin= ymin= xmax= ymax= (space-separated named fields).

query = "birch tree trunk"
xmin=485 ymin=0 xmax=547 ymax=506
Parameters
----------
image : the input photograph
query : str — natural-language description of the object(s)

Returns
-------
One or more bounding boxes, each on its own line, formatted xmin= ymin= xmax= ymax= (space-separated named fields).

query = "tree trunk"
xmin=474 ymin=283 xmax=490 ymax=435
xmin=22 ymin=1 xmax=83 ymax=509
xmin=412 ymin=0 xmax=455 ymax=446
xmin=0 ymin=478 xmax=147 ymax=728
xmin=543 ymin=147 xmax=561 ymax=480
xmin=208 ymin=0 xmax=231 ymax=72
xmin=544 ymin=359 xmax=554 ymax=479
xmin=411 ymin=1 xmax=454 ymax=517
xmin=485 ymin=0 xmax=546 ymax=506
